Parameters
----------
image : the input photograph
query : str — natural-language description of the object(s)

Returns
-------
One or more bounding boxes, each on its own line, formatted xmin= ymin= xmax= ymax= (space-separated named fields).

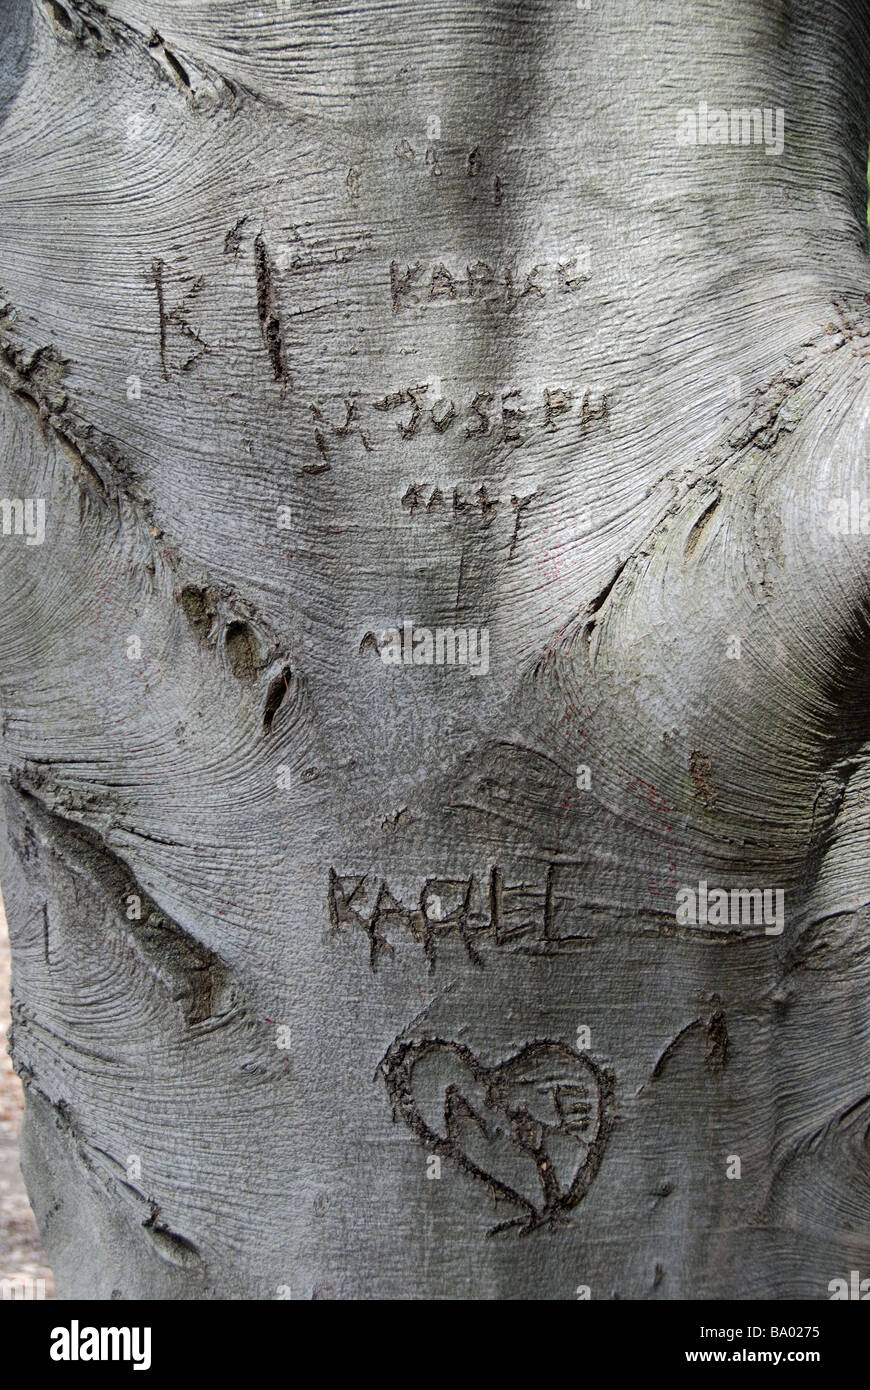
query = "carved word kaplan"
xmin=375 ymin=621 xmax=489 ymax=676
xmin=676 ymin=102 xmax=784 ymax=156
xmin=676 ymin=880 xmax=784 ymax=935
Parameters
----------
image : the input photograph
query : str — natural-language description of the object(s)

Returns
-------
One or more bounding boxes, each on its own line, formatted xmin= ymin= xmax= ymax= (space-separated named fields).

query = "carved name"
xmin=328 ymin=863 xmax=594 ymax=972
xmin=389 ymin=256 xmax=590 ymax=313
xmin=302 ymin=385 xmax=610 ymax=472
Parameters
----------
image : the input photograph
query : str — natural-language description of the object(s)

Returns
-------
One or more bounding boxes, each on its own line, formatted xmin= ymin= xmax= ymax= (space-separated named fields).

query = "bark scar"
xmin=254 ymin=234 xmax=287 ymax=383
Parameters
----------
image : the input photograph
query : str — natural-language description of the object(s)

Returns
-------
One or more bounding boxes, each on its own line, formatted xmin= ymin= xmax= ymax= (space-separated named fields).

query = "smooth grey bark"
xmin=1 ymin=0 xmax=870 ymax=1298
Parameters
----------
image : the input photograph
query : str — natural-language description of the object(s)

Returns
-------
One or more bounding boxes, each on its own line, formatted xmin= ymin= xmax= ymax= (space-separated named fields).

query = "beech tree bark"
xmin=1 ymin=0 xmax=870 ymax=1299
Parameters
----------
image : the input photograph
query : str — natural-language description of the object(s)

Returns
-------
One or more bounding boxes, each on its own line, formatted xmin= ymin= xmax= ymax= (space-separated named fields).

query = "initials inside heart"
xmin=380 ymin=1036 xmax=614 ymax=1234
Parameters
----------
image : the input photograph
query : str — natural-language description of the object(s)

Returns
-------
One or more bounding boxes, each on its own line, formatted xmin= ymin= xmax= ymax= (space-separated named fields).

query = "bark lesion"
xmin=262 ymin=665 xmax=293 ymax=733
xmin=142 ymin=1204 xmax=202 ymax=1269
xmin=0 ymin=323 xmax=300 ymax=735
xmin=254 ymin=234 xmax=287 ymax=383
xmin=177 ymin=582 xmax=296 ymax=726
xmin=17 ymin=1074 xmax=207 ymax=1278
xmin=35 ymin=0 xmax=243 ymax=110
xmin=682 ymin=492 xmax=721 ymax=565
xmin=38 ymin=0 xmax=107 ymax=52
xmin=7 ymin=773 xmax=241 ymax=1029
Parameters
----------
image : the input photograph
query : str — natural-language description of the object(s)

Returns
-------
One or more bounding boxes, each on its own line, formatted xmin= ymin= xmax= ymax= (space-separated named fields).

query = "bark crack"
xmin=8 ymin=773 xmax=242 ymax=1029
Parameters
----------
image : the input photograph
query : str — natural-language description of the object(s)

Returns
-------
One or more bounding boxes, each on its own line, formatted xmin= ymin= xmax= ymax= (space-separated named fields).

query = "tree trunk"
xmin=2 ymin=0 xmax=870 ymax=1299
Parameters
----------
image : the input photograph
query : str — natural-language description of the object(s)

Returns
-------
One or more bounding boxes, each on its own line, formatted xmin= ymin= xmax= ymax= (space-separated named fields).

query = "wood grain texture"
xmin=1 ymin=0 xmax=869 ymax=1298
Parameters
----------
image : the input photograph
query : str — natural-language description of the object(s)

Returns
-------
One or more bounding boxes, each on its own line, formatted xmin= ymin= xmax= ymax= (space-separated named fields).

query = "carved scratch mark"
xmin=644 ymin=999 xmax=729 ymax=1091
xmin=150 ymin=259 xmax=168 ymax=380
xmin=254 ymin=234 xmax=286 ymax=383
xmin=509 ymin=491 xmax=536 ymax=560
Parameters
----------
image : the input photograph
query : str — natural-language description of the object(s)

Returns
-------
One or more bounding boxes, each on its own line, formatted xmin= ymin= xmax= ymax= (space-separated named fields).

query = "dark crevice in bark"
xmin=798 ymin=590 xmax=870 ymax=905
xmin=262 ymin=665 xmax=293 ymax=733
xmin=647 ymin=1001 xmax=728 ymax=1085
xmin=682 ymin=492 xmax=721 ymax=565
xmin=254 ymin=234 xmax=287 ymax=383
xmin=224 ymin=620 xmax=262 ymax=682
xmin=7 ymin=774 xmax=241 ymax=1029
xmin=580 ymin=557 xmax=630 ymax=656
xmin=0 ymin=327 xmax=296 ymax=711
xmin=156 ymin=40 xmax=192 ymax=91
xmin=15 ymin=1077 xmax=205 ymax=1272
xmin=142 ymin=1204 xmax=201 ymax=1268
xmin=569 ymin=301 xmax=870 ymax=666
xmin=42 ymin=0 xmax=73 ymax=33
xmin=37 ymin=0 xmax=246 ymax=109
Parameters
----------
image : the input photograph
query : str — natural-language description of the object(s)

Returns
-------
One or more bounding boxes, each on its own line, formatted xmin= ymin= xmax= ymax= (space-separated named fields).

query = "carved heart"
xmin=380 ymin=1036 xmax=614 ymax=1234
